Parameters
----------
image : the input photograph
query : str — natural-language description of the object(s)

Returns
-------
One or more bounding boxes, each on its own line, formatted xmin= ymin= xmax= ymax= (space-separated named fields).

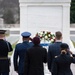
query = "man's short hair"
xmin=55 ymin=31 xmax=62 ymax=40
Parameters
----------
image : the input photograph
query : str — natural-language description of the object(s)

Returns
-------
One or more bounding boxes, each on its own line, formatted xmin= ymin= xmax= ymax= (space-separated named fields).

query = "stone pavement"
xmin=9 ymin=62 xmax=75 ymax=75
xmin=9 ymin=63 xmax=51 ymax=75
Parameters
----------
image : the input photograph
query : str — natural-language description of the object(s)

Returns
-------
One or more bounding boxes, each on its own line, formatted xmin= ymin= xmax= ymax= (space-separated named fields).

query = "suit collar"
xmin=33 ymin=45 xmax=41 ymax=47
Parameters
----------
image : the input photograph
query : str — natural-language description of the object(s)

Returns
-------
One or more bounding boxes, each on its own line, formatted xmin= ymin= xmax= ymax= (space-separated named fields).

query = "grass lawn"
xmin=72 ymin=40 xmax=75 ymax=48
xmin=8 ymin=41 xmax=18 ymax=56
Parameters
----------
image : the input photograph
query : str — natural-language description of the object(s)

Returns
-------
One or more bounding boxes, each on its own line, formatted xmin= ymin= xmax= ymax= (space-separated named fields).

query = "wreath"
xmin=36 ymin=31 xmax=55 ymax=43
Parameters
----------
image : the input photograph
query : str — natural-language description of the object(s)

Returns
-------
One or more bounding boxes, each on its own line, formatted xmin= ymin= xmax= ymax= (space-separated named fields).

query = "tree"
xmin=70 ymin=0 xmax=75 ymax=23
xmin=3 ymin=9 xmax=15 ymax=24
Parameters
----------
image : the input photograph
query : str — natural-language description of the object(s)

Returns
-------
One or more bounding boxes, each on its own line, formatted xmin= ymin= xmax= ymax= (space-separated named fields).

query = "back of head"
xmin=60 ymin=43 xmax=69 ymax=50
xmin=55 ymin=31 xmax=62 ymax=40
xmin=0 ymin=30 xmax=6 ymax=34
xmin=21 ymin=31 xmax=31 ymax=41
xmin=32 ymin=37 xmax=40 ymax=45
xmin=60 ymin=43 xmax=69 ymax=54
xmin=21 ymin=31 xmax=31 ymax=38
xmin=0 ymin=29 xmax=6 ymax=39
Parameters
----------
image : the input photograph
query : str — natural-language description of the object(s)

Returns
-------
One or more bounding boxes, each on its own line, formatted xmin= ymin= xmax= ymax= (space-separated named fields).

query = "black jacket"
xmin=52 ymin=54 xmax=75 ymax=75
xmin=0 ymin=39 xmax=13 ymax=72
xmin=24 ymin=45 xmax=47 ymax=75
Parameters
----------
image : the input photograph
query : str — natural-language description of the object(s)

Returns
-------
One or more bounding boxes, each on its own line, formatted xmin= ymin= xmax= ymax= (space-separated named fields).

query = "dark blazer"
xmin=24 ymin=45 xmax=47 ymax=75
xmin=13 ymin=41 xmax=32 ymax=73
xmin=0 ymin=39 xmax=13 ymax=72
xmin=47 ymin=42 xmax=62 ymax=72
xmin=52 ymin=54 xmax=75 ymax=75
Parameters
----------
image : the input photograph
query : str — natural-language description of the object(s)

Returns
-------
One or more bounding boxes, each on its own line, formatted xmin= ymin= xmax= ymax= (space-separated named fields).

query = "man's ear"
xmin=60 ymin=37 xmax=62 ymax=41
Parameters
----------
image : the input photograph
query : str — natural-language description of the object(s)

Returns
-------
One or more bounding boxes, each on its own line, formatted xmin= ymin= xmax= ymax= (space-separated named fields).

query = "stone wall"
xmin=0 ymin=24 xmax=20 ymax=28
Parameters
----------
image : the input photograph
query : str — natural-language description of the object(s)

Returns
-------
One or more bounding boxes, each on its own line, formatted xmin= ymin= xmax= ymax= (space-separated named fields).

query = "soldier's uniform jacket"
xmin=52 ymin=54 xmax=75 ymax=75
xmin=0 ymin=39 xmax=12 ymax=72
xmin=13 ymin=41 xmax=32 ymax=74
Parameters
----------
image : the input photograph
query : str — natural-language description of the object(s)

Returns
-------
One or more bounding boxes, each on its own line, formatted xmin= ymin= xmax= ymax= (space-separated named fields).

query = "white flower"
xmin=45 ymin=36 xmax=48 ymax=39
xmin=51 ymin=39 xmax=54 ymax=42
xmin=40 ymin=32 xmax=43 ymax=35
xmin=45 ymin=31 xmax=47 ymax=34
xmin=48 ymin=34 xmax=50 ymax=37
xmin=36 ymin=31 xmax=55 ymax=43
xmin=53 ymin=36 xmax=55 ymax=39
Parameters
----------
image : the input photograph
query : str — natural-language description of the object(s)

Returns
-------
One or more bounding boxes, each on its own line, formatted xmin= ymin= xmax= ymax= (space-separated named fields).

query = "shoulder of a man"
xmin=49 ymin=43 xmax=55 ymax=46
xmin=49 ymin=43 xmax=57 ymax=48
xmin=16 ymin=43 xmax=22 ymax=47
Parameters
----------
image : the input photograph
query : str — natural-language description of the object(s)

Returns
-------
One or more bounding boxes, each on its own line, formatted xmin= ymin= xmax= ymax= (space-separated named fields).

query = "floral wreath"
xmin=36 ymin=31 xmax=55 ymax=43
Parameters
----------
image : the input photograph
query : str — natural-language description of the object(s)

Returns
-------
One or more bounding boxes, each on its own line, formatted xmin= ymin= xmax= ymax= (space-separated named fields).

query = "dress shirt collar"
xmin=23 ymin=40 xmax=29 ymax=43
xmin=56 ymin=40 xmax=62 ymax=42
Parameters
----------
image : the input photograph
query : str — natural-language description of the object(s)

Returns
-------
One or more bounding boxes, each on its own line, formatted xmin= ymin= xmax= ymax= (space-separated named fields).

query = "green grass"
xmin=8 ymin=41 xmax=18 ymax=56
xmin=71 ymin=40 xmax=75 ymax=47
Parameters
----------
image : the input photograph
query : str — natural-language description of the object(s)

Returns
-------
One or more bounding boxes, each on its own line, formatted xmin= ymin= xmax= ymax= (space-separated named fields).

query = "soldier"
xmin=0 ymin=29 xmax=13 ymax=75
xmin=13 ymin=31 xmax=33 ymax=75
xmin=52 ymin=43 xmax=75 ymax=75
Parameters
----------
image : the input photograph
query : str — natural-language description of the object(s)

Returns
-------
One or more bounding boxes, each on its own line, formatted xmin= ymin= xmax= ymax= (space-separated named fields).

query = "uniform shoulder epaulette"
xmin=55 ymin=56 xmax=58 ymax=58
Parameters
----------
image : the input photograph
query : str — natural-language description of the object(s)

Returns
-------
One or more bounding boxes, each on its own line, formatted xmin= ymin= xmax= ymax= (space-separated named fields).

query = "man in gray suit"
xmin=47 ymin=31 xmax=63 ymax=73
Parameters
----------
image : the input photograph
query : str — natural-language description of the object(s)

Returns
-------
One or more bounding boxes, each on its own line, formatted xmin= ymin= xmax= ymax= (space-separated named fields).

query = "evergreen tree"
xmin=70 ymin=0 xmax=75 ymax=23
xmin=3 ymin=9 xmax=15 ymax=24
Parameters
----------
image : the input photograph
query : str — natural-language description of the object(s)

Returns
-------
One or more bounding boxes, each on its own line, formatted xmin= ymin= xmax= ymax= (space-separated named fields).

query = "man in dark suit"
xmin=0 ymin=29 xmax=13 ymax=75
xmin=47 ymin=31 xmax=71 ymax=74
xmin=24 ymin=37 xmax=47 ymax=75
xmin=47 ymin=31 xmax=63 ymax=73
xmin=13 ymin=31 xmax=33 ymax=75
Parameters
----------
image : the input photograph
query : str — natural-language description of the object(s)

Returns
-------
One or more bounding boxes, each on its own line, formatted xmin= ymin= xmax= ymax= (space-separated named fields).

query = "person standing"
xmin=52 ymin=43 xmax=75 ymax=75
xmin=47 ymin=31 xmax=62 ymax=72
xmin=13 ymin=31 xmax=33 ymax=75
xmin=47 ymin=31 xmax=72 ymax=74
xmin=0 ymin=29 xmax=13 ymax=75
xmin=24 ymin=37 xmax=47 ymax=75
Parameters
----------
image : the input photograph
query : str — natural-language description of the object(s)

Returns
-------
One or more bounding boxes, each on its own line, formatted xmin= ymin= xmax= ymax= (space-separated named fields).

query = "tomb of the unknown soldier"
xmin=9 ymin=0 xmax=75 ymax=75
xmin=19 ymin=0 xmax=71 ymax=45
